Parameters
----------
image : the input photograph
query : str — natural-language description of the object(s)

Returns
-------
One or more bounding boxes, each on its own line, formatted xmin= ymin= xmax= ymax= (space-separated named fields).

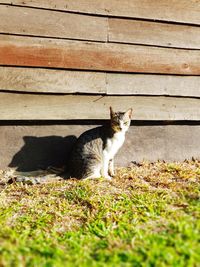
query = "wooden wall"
xmin=0 ymin=1 xmax=200 ymax=168
xmin=0 ymin=0 xmax=200 ymax=120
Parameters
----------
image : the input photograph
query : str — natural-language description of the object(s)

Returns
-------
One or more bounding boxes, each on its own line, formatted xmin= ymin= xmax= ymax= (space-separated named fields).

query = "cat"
xmin=68 ymin=107 xmax=132 ymax=180
xmin=7 ymin=107 xmax=132 ymax=184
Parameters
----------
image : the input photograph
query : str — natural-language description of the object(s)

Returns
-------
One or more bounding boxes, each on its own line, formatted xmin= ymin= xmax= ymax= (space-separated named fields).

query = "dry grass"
xmin=0 ymin=160 xmax=199 ymax=267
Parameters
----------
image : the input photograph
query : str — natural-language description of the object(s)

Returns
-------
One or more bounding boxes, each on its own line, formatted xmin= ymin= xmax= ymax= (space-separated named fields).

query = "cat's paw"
xmin=104 ymin=175 xmax=112 ymax=181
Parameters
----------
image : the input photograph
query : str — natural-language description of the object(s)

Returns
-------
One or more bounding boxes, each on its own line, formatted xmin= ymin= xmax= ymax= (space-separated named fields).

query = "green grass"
xmin=0 ymin=161 xmax=200 ymax=267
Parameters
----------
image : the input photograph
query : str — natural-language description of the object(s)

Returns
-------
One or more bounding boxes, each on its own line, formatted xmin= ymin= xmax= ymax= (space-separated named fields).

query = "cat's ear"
xmin=125 ymin=108 xmax=133 ymax=119
xmin=110 ymin=106 xmax=115 ymax=118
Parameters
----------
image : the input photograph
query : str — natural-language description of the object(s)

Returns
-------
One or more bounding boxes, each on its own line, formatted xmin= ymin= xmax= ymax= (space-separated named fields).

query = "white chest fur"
xmin=104 ymin=131 xmax=125 ymax=159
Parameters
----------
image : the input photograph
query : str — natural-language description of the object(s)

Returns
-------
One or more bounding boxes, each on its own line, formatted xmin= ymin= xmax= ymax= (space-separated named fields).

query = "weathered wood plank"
xmin=1 ymin=5 xmax=200 ymax=50
xmin=1 ymin=0 xmax=200 ymax=24
xmin=0 ymin=67 xmax=106 ymax=94
xmin=0 ymin=5 xmax=107 ymax=42
xmin=109 ymin=18 xmax=200 ymax=49
xmin=107 ymin=73 xmax=200 ymax=97
xmin=0 ymin=125 xmax=200 ymax=170
xmin=1 ymin=35 xmax=200 ymax=75
xmin=1 ymin=67 xmax=200 ymax=97
xmin=0 ymin=93 xmax=199 ymax=120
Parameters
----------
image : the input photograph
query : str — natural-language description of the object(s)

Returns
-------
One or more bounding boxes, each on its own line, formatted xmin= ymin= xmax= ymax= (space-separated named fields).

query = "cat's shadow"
xmin=9 ymin=135 xmax=77 ymax=172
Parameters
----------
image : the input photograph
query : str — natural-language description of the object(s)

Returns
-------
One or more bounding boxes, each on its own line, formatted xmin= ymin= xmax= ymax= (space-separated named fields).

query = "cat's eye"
xmin=124 ymin=121 xmax=129 ymax=126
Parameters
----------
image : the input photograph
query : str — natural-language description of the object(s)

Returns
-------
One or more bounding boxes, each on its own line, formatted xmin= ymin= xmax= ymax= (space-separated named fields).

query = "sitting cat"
xmin=7 ymin=107 xmax=132 ymax=184
xmin=68 ymin=107 xmax=132 ymax=180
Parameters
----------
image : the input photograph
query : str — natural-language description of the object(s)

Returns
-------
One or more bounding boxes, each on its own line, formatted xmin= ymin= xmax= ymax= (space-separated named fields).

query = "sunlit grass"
xmin=0 ymin=160 xmax=199 ymax=266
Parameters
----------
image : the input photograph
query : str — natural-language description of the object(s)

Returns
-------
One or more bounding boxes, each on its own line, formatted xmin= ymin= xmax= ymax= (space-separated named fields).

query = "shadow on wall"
xmin=9 ymin=135 xmax=77 ymax=172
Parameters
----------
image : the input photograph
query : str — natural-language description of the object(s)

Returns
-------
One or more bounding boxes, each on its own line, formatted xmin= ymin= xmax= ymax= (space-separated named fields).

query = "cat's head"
xmin=110 ymin=107 xmax=132 ymax=133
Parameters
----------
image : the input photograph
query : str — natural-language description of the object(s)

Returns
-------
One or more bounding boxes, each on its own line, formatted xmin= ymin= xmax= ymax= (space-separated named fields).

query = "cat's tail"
xmin=3 ymin=166 xmax=69 ymax=185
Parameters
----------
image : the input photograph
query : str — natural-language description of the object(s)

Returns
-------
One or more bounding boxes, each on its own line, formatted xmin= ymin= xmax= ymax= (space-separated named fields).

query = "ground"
xmin=0 ymin=161 xmax=199 ymax=267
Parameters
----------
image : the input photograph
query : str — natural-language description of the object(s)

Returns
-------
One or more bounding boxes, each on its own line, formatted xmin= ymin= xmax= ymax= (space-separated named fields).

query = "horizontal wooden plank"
xmin=109 ymin=18 xmax=200 ymax=49
xmin=107 ymin=73 xmax=200 ymax=97
xmin=0 ymin=5 xmax=107 ymax=42
xmin=2 ymin=5 xmax=200 ymax=49
xmin=0 ymin=93 xmax=199 ymax=120
xmin=1 ymin=125 xmax=200 ymax=170
xmin=1 ymin=0 xmax=200 ymax=25
xmin=1 ymin=67 xmax=200 ymax=97
xmin=1 ymin=35 xmax=200 ymax=75
xmin=0 ymin=67 xmax=106 ymax=94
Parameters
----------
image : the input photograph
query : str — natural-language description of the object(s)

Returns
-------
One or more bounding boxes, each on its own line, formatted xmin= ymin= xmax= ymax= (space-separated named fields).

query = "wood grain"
xmin=0 ymin=67 xmax=106 ymax=94
xmin=107 ymin=73 xmax=200 ymax=97
xmin=109 ymin=18 xmax=200 ymax=49
xmin=1 ymin=35 xmax=200 ymax=75
xmin=1 ymin=0 xmax=200 ymax=24
xmin=0 ymin=92 xmax=199 ymax=120
xmin=1 ymin=67 xmax=200 ymax=97
xmin=1 ymin=5 xmax=200 ymax=49
xmin=0 ymin=5 xmax=107 ymax=42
